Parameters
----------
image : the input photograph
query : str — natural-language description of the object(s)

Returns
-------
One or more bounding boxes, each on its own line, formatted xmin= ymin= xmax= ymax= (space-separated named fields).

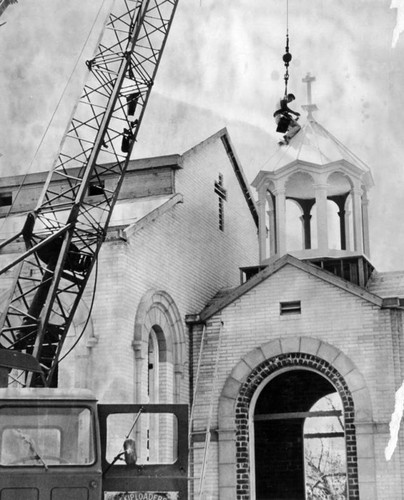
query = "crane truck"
xmin=0 ymin=0 xmax=188 ymax=498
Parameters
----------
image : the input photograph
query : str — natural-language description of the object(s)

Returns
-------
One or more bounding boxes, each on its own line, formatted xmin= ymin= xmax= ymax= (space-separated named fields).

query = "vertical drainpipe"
xmin=186 ymin=313 xmax=202 ymax=497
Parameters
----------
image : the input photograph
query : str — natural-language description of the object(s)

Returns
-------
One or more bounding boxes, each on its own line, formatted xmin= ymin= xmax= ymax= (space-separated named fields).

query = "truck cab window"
xmin=0 ymin=406 xmax=95 ymax=466
xmin=106 ymin=412 xmax=178 ymax=465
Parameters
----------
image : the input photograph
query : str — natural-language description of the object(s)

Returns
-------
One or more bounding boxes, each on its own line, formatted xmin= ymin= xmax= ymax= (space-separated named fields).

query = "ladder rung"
xmin=188 ymin=321 xmax=224 ymax=499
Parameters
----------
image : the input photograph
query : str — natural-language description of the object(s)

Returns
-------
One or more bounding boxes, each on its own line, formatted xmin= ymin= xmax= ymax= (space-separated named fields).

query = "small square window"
xmin=280 ymin=301 xmax=301 ymax=315
xmin=0 ymin=192 xmax=12 ymax=207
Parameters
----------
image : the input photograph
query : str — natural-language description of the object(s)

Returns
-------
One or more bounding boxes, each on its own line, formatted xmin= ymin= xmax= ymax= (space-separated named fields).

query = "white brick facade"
xmin=56 ymin=129 xmax=259 ymax=410
xmin=189 ymin=256 xmax=404 ymax=499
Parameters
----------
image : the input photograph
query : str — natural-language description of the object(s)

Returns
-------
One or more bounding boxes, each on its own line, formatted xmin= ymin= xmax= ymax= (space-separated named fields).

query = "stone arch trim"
xmin=218 ymin=337 xmax=374 ymax=500
xmin=285 ymin=169 xmax=316 ymax=189
xmin=326 ymin=169 xmax=355 ymax=185
xmin=133 ymin=289 xmax=186 ymax=402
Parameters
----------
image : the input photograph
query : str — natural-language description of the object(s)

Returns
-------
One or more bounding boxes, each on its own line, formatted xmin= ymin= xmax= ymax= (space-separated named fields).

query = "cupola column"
xmin=314 ymin=182 xmax=329 ymax=252
xmin=257 ymin=185 xmax=268 ymax=263
xmin=299 ymin=200 xmax=315 ymax=250
xmin=267 ymin=193 xmax=276 ymax=258
xmin=344 ymin=207 xmax=352 ymax=251
xmin=273 ymin=186 xmax=287 ymax=256
xmin=362 ymin=190 xmax=370 ymax=257
xmin=351 ymin=186 xmax=364 ymax=253
xmin=338 ymin=204 xmax=347 ymax=250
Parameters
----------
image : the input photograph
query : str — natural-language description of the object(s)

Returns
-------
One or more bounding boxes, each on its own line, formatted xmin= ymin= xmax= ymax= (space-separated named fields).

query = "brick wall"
xmin=59 ymin=130 xmax=258 ymax=410
xmin=191 ymin=263 xmax=404 ymax=499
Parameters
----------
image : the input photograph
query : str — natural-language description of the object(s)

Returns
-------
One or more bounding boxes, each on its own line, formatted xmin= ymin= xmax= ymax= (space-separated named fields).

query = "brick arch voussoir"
xmin=235 ymin=342 xmax=365 ymax=500
xmin=219 ymin=336 xmax=373 ymax=428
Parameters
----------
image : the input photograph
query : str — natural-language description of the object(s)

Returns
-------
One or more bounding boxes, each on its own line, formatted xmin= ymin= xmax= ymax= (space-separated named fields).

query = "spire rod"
xmin=282 ymin=0 xmax=292 ymax=97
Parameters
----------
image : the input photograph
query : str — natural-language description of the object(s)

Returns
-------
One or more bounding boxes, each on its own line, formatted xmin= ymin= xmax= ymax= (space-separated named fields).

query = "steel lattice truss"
xmin=0 ymin=0 xmax=179 ymax=387
xmin=0 ymin=0 xmax=18 ymax=20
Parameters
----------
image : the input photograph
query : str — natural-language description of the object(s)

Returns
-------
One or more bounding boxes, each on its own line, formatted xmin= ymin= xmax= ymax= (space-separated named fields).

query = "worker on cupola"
xmin=274 ymin=93 xmax=301 ymax=145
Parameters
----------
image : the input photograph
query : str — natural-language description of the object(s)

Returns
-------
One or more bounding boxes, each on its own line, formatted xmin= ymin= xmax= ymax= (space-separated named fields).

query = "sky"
xmin=1 ymin=0 xmax=404 ymax=272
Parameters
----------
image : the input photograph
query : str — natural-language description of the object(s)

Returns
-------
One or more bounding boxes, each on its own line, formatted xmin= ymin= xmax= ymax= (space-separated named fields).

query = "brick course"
xmin=190 ymin=262 xmax=404 ymax=499
xmin=58 ymin=130 xmax=259 ymax=409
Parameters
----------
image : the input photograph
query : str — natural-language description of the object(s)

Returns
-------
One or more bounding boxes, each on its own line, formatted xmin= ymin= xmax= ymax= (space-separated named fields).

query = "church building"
xmin=0 ymin=76 xmax=404 ymax=500
xmin=187 ymin=76 xmax=404 ymax=500
xmin=0 ymin=127 xmax=260 ymax=466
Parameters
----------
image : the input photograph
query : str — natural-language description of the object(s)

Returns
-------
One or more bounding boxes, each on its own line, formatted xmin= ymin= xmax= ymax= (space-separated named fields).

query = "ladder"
xmin=189 ymin=320 xmax=224 ymax=500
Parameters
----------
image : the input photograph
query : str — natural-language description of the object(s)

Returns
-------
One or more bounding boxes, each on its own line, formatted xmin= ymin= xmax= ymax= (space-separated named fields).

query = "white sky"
xmin=1 ymin=0 xmax=404 ymax=271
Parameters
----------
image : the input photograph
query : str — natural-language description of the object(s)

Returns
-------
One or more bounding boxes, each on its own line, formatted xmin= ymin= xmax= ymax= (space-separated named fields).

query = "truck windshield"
xmin=0 ymin=405 xmax=95 ymax=466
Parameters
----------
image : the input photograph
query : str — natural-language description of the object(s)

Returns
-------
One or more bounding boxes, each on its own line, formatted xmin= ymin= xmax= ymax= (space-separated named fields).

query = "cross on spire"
xmin=301 ymin=72 xmax=318 ymax=120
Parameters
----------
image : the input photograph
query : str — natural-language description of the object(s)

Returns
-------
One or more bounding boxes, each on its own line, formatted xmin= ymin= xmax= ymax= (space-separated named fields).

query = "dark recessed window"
xmin=280 ymin=301 xmax=301 ymax=315
xmin=0 ymin=192 xmax=12 ymax=207
xmin=88 ymin=181 xmax=105 ymax=196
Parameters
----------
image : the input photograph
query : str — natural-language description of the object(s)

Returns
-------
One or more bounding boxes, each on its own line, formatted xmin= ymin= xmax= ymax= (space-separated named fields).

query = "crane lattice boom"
xmin=0 ymin=0 xmax=179 ymax=387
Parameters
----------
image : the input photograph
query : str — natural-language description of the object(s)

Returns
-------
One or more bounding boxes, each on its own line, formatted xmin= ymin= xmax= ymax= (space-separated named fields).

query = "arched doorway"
xmin=219 ymin=342 xmax=373 ymax=500
xmin=253 ymin=369 xmax=347 ymax=500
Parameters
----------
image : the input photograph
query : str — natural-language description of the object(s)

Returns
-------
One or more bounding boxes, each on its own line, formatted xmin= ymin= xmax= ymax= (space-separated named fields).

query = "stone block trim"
xmin=236 ymin=352 xmax=359 ymax=499
xmin=218 ymin=337 xmax=375 ymax=500
xmin=222 ymin=336 xmax=373 ymax=425
xmin=133 ymin=289 xmax=186 ymax=403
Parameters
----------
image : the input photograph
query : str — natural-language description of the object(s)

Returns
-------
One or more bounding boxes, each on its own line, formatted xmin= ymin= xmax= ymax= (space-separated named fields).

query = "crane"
xmin=0 ymin=0 xmax=179 ymax=388
xmin=0 ymin=0 xmax=17 ymax=26
xmin=0 ymin=0 xmax=17 ymax=19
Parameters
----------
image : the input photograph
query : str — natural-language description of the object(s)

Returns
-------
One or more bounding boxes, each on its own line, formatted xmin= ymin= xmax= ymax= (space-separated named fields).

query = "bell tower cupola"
xmin=252 ymin=74 xmax=374 ymax=287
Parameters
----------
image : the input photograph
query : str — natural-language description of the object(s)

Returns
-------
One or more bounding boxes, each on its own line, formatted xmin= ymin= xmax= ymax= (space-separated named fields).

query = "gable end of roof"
xmin=197 ymin=254 xmax=383 ymax=322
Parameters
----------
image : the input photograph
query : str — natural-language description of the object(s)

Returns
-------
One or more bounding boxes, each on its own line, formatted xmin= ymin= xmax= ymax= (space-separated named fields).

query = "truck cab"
xmin=0 ymin=389 xmax=188 ymax=500
xmin=0 ymin=388 xmax=101 ymax=500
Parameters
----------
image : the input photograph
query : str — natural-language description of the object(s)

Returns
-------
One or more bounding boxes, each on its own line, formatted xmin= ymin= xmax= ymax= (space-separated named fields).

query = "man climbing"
xmin=274 ymin=93 xmax=301 ymax=145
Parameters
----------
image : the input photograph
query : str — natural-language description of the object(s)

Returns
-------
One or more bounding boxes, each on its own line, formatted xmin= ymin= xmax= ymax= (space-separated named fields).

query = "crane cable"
xmin=282 ymin=0 xmax=292 ymax=98
xmin=57 ymin=254 xmax=99 ymax=365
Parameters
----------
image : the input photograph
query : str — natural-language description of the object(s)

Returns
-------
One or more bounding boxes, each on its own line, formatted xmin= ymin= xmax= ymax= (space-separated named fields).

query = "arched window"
xmin=133 ymin=290 xmax=185 ymax=465
xmin=134 ymin=290 xmax=185 ymax=403
xmin=147 ymin=328 xmax=159 ymax=403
